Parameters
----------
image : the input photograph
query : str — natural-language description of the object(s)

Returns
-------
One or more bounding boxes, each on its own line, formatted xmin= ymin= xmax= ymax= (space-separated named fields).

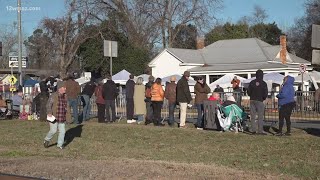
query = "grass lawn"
xmin=0 ymin=119 xmax=319 ymax=179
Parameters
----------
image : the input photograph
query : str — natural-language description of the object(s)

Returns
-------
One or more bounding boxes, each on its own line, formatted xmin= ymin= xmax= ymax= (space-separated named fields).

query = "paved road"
xmin=0 ymin=173 xmax=45 ymax=180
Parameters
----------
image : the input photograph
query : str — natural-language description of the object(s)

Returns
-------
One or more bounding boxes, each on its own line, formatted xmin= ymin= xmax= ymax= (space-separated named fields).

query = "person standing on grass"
xmin=275 ymin=76 xmax=296 ymax=136
xmin=94 ymin=80 xmax=106 ymax=123
xmin=144 ymin=75 xmax=154 ymax=125
xmin=194 ymin=76 xmax=211 ymax=130
xmin=133 ymin=77 xmax=146 ymax=124
xmin=164 ymin=76 xmax=177 ymax=127
xmin=176 ymin=71 xmax=192 ymax=128
xmin=103 ymin=75 xmax=119 ymax=123
xmin=247 ymin=69 xmax=268 ymax=135
xmin=80 ymin=78 xmax=96 ymax=122
xmin=126 ymin=74 xmax=135 ymax=123
xmin=213 ymin=85 xmax=224 ymax=93
xmin=151 ymin=78 xmax=165 ymax=126
xmin=65 ymin=74 xmax=81 ymax=124
xmin=43 ymin=81 xmax=71 ymax=149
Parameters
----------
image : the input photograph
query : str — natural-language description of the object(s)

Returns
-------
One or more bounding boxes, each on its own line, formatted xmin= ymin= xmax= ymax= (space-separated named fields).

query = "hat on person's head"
xmin=56 ymin=81 xmax=66 ymax=90
xmin=227 ymin=95 xmax=236 ymax=102
xmin=105 ymin=74 xmax=111 ymax=80
xmin=148 ymin=75 xmax=155 ymax=81
xmin=183 ymin=71 xmax=190 ymax=77
xmin=170 ymin=76 xmax=176 ymax=82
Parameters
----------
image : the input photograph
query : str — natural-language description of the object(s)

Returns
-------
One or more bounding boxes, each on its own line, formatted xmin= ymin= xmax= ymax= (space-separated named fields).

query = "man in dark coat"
xmin=103 ymin=75 xmax=119 ymax=122
xmin=144 ymin=75 xmax=154 ymax=125
xmin=164 ymin=76 xmax=177 ymax=127
xmin=125 ymin=74 xmax=135 ymax=123
xmin=81 ymin=78 xmax=96 ymax=122
xmin=176 ymin=71 xmax=192 ymax=128
xmin=247 ymin=69 xmax=268 ymax=135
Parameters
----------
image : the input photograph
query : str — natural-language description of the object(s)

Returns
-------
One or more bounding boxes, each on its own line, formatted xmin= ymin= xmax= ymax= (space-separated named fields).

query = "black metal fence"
xmin=1 ymin=91 xmax=319 ymax=121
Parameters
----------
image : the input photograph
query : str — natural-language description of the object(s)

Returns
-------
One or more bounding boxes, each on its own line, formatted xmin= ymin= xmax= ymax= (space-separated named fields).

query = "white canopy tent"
xmin=243 ymin=72 xmax=285 ymax=85
xmin=209 ymin=74 xmax=246 ymax=90
xmin=295 ymin=71 xmax=320 ymax=82
xmin=110 ymin=69 xmax=132 ymax=85
xmin=161 ymin=74 xmax=196 ymax=86
xmin=295 ymin=71 xmax=320 ymax=90
xmin=135 ymin=74 xmax=150 ymax=84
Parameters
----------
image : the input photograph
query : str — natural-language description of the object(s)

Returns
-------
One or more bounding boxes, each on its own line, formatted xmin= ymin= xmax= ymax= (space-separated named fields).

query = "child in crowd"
xmin=208 ymin=92 xmax=221 ymax=103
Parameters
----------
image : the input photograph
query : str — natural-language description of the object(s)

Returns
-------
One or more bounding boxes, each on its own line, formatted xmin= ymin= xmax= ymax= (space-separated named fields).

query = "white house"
xmin=149 ymin=37 xmax=312 ymax=85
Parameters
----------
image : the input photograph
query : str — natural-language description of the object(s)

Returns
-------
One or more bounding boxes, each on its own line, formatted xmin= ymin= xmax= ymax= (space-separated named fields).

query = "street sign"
xmin=299 ymin=64 xmax=307 ymax=73
xmin=103 ymin=40 xmax=118 ymax=57
xmin=8 ymin=75 xmax=17 ymax=85
xmin=10 ymin=86 xmax=16 ymax=92
xmin=8 ymin=56 xmax=27 ymax=68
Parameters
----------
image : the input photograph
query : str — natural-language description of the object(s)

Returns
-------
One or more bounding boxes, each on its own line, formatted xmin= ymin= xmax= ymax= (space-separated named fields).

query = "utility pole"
xmin=17 ymin=0 xmax=23 ymax=86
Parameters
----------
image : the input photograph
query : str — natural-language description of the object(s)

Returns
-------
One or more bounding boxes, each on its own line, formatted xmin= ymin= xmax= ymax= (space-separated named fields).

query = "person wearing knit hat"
xmin=144 ymin=75 xmax=155 ymax=125
xmin=44 ymin=80 xmax=71 ymax=150
xmin=247 ymin=69 xmax=268 ymax=135
xmin=56 ymin=81 xmax=66 ymax=90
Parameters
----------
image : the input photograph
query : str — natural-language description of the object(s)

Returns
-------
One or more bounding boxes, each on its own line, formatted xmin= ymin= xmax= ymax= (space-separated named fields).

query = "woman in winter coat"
xmin=151 ymin=78 xmax=164 ymax=126
xmin=194 ymin=76 xmax=211 ymax=129
xmin=94 ymin=80 xmax=105 ymax=123
xmin=275 ymin=76 xmax=296 ymax=136
xmin=133 ymin=77 xmax=146 ymax=124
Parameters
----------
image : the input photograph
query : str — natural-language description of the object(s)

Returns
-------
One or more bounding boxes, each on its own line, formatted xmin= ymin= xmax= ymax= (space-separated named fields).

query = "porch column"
xmin=206 ymin=74 xmax=210 ymax=85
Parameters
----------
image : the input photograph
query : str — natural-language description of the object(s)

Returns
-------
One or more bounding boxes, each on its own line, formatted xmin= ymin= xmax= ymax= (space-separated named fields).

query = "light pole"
xmin=17 ymin=0 xmax=22 ymax=86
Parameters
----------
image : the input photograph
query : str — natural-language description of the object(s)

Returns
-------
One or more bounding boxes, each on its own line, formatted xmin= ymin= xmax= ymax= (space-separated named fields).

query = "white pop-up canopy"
xmin=135 ymin=74 xmax=150 ymax=84
xmin=103 ymin=69 xmax=133 ymax=85
xmin=295 ymin=71 xmax=320 ymax=82
xmin=209 ymin=74 xmax=246 ymax=90
xmin=161 ymin=74 xmax=196 ymax=86
xmin=243 ymin=72 xmax=285 ymax=85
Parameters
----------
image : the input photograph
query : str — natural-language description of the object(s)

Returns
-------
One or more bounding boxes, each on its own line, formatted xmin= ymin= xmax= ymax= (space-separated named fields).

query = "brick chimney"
xmin=280 ymin=35 xmax=287 ymax=64
xmin=196 ymin=37 xmax=205 ymax=49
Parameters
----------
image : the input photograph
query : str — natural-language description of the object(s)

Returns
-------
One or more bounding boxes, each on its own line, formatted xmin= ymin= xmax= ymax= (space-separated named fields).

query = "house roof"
xmin=166 ymin=48 xmax=202 ymax=64
xmin=188 ymin=62 xmax=288 ymax=72
xmin=152 ymin=38 xmax=310 ymax=66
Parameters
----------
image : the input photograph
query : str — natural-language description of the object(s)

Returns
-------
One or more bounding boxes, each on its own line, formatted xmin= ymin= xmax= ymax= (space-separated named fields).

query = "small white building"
xmin=149 ymin=38 xmax=312 ymax=85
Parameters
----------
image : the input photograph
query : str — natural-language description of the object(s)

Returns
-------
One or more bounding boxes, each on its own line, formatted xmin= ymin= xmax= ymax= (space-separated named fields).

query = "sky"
xmin=0 ymin=0 xmax=307 ymax=36
xmin=216 ymin=0 xmax=306 ymax=32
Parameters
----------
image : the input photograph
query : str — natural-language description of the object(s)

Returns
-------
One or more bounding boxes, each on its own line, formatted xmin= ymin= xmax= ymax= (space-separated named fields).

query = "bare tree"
xmin=93 ymin=0 xmax=161 ymax=49
xmin=251 ymin=5 xmax=268 ymax=24
xmin=148 ymin=0 xmax=222 ymax=48
xmin=95 ymin=0 xmax=222 ymax=49
xmin=0 ymin=24 xmax=18 ymax=69
xmin=24 ymin=29 xmax=56 ymax=69
xmin=38 ymin=0 xmax=99 ymax=78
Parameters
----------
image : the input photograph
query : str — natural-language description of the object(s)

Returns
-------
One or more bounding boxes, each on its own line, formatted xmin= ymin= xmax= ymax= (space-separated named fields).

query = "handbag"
xmin=19 ymin=105 xmax=28 ymax=120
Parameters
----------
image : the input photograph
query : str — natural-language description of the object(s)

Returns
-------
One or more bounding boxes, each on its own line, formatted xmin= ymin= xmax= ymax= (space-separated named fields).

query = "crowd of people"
xmin=0 ymin=69 xmax=297 ymax=149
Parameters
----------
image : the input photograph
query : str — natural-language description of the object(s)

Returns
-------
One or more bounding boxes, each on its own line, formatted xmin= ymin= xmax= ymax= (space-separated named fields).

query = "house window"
xmin=209 ymin=75 xmax=223 ymax=83
xmin=235 ymin=74 xmax=248 ymax=79
xmin=192 ymin=76 xmax=207 ymax=81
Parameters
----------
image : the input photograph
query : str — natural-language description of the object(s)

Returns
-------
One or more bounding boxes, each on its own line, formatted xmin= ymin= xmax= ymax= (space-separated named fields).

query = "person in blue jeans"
xmin=164 ymin=76 xmax=177 ymax=127
xmin=44 ymin=81 xmax=71 ymax=149
xmin=194 ymin=76 xmax=211 ymax=129
xmin=65 ymin=74 xmax=81 ymax=124
xmin=81 ymin=78 xmax=96 ymax=122
xmin=102 ymin=75 xmax=119 ymax=122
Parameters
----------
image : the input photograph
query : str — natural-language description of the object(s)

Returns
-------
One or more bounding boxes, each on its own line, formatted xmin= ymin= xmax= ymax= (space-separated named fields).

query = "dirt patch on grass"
xmin=0 ymin=157 xmax=296 ymax=180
